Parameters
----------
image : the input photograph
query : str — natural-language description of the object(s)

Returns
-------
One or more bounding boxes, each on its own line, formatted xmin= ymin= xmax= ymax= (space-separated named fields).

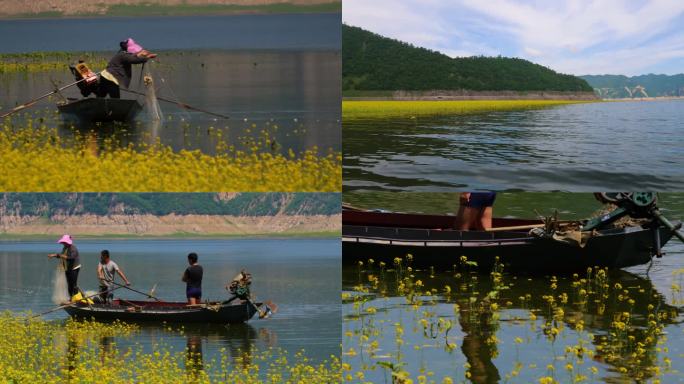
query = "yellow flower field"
xmin=0 ymin=115 xmax=341 ymax=192
xmin=0 ymin=313 xmax=340 ymax=383
xmin=343 ymin=256 xmax=684 ymax=383
xmin=343 ymin=100 xmax=594 ymax=119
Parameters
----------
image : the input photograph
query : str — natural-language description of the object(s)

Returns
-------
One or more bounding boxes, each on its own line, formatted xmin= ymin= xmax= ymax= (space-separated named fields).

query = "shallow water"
xmin=0 ymin=239 xmax=340 ymax=366
xmin=342 ymin=192 xmax=684 ymax=383
xmin=343 ymin=100 xmax=684 ymax=191
xmin=0 ymin=14 xmax=340 ymax=53
xmin=0 ymin=49 xmax=340 ymax=155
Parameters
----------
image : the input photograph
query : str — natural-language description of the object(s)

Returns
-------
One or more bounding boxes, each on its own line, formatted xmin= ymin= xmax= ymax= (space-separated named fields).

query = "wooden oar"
xmin=120 ymin=88 xmax=231 ymax=120
xmin=110 ymin=281 xmax=164 ymax=301
xmin=247 ymin=299 xmax=277 ymax=319
xmin=28 ymin=285 xmax=123 ymax=319
xmin=485 ymin=221 xmax=577 ymax=232
xmin=485 ymin=224 xmax=545 ymax=232
xmin=0 ymin=76 xmax=95 ymax=118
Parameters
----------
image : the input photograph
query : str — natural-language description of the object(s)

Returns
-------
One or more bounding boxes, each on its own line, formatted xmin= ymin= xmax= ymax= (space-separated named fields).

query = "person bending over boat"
xmin=97 ymin=250 xmax=131 ymax=304
xmin=98 ymin=38 xmax=157 ymax=99
xmin=48 ymin=235 xmax=81 ymax=300
xmin=225 ymin=269 xmax=252 ymax=304
xmin=456 ymin=192 xmax=496 ymax=230
xmin=182 ymin=253 xmax=203 ymax=305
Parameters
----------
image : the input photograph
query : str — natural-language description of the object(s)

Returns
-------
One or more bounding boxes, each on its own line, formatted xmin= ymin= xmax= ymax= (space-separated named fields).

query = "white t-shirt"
xmin=99 ymin=260 xmax=119 ymax=287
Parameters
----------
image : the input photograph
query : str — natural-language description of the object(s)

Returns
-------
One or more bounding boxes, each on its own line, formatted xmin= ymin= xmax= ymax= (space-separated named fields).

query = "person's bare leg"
xmin=455 ymin=204 xmax=467 ymax=229
xmin=459 ymin=207 xmax=479 ymax=230
xmin=188 ymin=297 xmax=197 ymax=305
xmin=479 ymin=206 xmax=493 ymax=230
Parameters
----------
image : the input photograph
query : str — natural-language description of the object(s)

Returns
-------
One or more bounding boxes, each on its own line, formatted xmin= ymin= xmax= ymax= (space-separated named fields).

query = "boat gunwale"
xmin=341 ymin=222 xmax=665 ymax=249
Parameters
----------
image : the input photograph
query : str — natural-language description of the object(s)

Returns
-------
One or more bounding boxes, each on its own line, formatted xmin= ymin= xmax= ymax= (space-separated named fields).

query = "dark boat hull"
xmin=343 ymin=210 xmax=677 ymax=273
xmin=57 ymin=98 xmax=142 ymax=122
xmin=63 ymin=299 xmax=260 ymax=324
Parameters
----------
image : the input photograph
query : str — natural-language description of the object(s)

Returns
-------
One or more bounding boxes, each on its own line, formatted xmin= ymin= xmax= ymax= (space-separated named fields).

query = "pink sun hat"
xmin=57 ymin=234 xmax=73 ymax=245
xmin=126 ymin=38 xmax=144 ymax=54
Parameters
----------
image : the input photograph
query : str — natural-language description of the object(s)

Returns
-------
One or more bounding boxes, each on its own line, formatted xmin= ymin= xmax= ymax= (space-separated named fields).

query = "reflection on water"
xmin=342 ymin=192 xmax=684 ymax=382
xmin=0 ymin=239 xmax=341 ymax=367
xmin=1 ymin=50 xmax=341 ymax=155
xmin=343 ymin=265 xmax=684 ymax=383
xmin=343 ymin=100 xmax=684 ymax=191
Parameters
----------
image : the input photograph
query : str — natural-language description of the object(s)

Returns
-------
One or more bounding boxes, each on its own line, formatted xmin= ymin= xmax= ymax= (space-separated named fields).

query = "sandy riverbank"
xmin=0 ymin=213 xmax=341 ymax=238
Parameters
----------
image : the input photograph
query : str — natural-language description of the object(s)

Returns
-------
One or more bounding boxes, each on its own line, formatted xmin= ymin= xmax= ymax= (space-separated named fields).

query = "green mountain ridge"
xmin=343 ymin=25 xmax=593 ymax=93
xmin=580 ymin=74 xmax=684 ymax=98
xmin=0 ymin=193 xmax=341 ymax=217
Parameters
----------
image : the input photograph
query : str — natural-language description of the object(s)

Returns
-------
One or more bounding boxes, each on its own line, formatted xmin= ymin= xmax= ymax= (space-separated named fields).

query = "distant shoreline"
xmin=0 ymin=231 xmax=340 ymax=241
xmin=603 ymin=96 xmax=684 ymax=102
xmin=0 ymin=2 xmax=341 ymax=20
xmin=343 ymin=90 xmax=598 ymax=101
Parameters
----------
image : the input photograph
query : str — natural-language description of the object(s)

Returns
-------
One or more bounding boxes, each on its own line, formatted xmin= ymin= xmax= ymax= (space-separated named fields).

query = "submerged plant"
xmin=343 ymin=255 xmax=683 ymax=383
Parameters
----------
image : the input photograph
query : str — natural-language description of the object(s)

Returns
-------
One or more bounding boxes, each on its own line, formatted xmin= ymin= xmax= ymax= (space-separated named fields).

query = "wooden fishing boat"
xmin=57 ymin=98 xmax=142 ymax=122
xmin=342 ymin=208 xmax=680 ymax=273
xmin=63 ymin=299 xmax=265 ymax=324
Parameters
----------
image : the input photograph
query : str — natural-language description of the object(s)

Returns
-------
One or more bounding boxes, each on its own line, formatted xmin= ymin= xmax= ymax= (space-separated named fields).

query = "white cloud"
xmin=344 ymin=0 xmax=684 ymax=75
xmin=524 ymin=47 xmax=543 ymax=57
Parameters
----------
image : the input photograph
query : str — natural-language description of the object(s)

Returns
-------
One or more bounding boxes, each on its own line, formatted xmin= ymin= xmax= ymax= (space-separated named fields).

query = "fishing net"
xmin=589 ymin=203 xmax=649 ymax=228
xmin=51 ymin=263 xmax=69 ymax=304
xmin=143 ymin=73 xmax=163 ymax=121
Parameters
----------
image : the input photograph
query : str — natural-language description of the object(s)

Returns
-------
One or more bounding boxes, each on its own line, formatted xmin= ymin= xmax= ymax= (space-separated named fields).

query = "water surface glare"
xmin=343 ymin=100 xmax=684 ymax=191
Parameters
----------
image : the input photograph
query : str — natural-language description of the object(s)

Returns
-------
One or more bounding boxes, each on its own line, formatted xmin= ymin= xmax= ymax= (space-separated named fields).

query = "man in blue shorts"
xmin=182 ymin=253 xmax=203 ymax=305
xmin=456 ymin=192 xmax=496 ymax=230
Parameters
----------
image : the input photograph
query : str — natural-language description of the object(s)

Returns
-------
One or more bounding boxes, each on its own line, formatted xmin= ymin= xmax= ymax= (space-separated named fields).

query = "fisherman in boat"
xmin=456 ymin=192 xmax=496 ymax=230
xmin=48 ymin=235 xmax=81 ymax=300
xmin=182 ymin=253 xmax=203 ymax=305
xmin=97 ymin=250 xmax=131 ymax=304
xmin=225 ymin=269 xmax=252 ymax=304
xmin=97 ymin=38 xmax=157 ymax=99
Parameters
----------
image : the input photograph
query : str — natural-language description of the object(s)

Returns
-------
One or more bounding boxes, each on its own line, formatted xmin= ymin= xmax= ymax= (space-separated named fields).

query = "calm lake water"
xmin=0 ymin=239 xmax=340 ymax=366
xmin=343 ymin=100 xmax=684 ymax=191
xmin=0 ymin=14 xmax=340 ymax=52
xmin=342 ymin=193 xmax=684 ymax=383
xmin=0 ymin=14 xmax=340 ymax=155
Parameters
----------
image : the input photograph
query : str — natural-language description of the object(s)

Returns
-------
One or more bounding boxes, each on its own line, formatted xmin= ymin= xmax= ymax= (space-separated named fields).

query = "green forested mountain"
xmin=0 ymin=193 xmax=340 ymax=217
xmin=581 ymin=74 xmax=684 ymax=98
xmin=343 ymin=25 xmax=593 ymax=93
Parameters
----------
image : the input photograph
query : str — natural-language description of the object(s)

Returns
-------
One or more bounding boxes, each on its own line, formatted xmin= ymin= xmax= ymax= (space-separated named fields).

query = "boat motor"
xmin=589 ymin=192 xmax=684 ymax=257
xmin=225 ymin=270 xmax=252 ymax=304
xmin=69 ymin=61 xmax=99 ymax=97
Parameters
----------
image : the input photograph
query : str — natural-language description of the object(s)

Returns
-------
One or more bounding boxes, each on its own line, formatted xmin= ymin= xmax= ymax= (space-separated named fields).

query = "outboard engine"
xmin=225 ymin=270 xmax=252 ymax=303
xmin=589 ymin=192 xmax=684 ymax=257
xmin=69 ymin=61 xmax=99 ymax=97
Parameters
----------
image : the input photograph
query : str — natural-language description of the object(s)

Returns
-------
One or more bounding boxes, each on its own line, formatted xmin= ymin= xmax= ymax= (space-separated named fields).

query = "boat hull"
xmin=57 ymin=98 xmax=142 ymax=122
xmin=63 ymin=299 xmax=260 ymax=324
xmin=342 ymin=211 xmax=676 ymax=273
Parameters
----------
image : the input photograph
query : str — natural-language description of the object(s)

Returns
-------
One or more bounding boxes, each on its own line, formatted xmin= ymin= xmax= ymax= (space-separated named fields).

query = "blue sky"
xmin=343 ymin=0 xmax=684 ymax=76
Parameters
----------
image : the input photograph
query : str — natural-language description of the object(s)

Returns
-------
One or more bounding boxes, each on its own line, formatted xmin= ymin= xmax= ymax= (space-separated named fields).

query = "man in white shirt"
xmin=97 ymin=250 xmax=131 ymax=304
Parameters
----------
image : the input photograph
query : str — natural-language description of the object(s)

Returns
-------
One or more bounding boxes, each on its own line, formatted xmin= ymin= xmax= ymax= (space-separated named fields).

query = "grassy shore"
xmin=343 ymin=99 xmax=596 ymax=119
xmin=0 ymin=52 xmax=108 ymax=74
